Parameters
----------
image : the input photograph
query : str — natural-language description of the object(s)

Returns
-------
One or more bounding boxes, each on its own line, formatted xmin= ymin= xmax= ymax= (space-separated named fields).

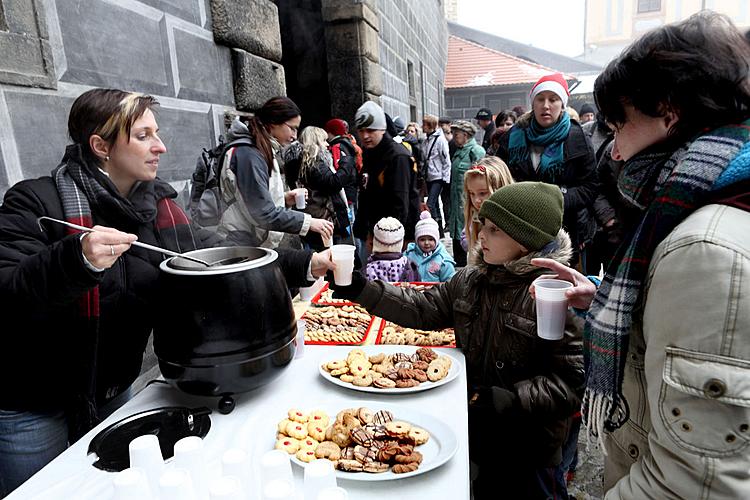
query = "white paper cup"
xmin=259 ymin=450 xmax=293 ymax=487
xmin=159 ymin=467 xmax=196 ymax=500
xmin=534 ymin=279 xmax=573 ymax=340
xmin=113 ymin=467 xmax=153 ymax=500
xmin=221 ymin=448 xmax=251 ymax=498
xmin=173 ymin=436 xmax=208 ymax=500
xmin=304 ymin=459 xmax=337 ymax=500
xmin=294 ymin=319 xmax=306 ymax=359
xmin=209 ymin=476 xmax=244 ymax=500
xmin=330 ymin=244 xmax=356 ymax=286
xmin=128 ymin=435 xmax=164 ymax=494
xmin=295 ymin=189 xmax=306 ymax=209
xmin=262 ymin=479 xmax=295 ymax=500
xmin=316 ymin=486 xmax=349 ymax=500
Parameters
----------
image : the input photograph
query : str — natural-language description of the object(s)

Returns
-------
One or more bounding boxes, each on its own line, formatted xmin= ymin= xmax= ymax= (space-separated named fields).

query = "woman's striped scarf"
xmin=584 ymin=121 xmax=750 ymax=440
xmin=53 ymin=144 xmax=197 ymax=440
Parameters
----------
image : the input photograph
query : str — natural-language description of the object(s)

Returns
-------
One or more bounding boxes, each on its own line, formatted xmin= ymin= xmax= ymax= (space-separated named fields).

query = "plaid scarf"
xmin=53 ymin=144 xmax=197 ymax=441
xmin=584 ymin=121 xmax=750 ymax=440
xmin=508 ymin=112 xmax=571 ymax=181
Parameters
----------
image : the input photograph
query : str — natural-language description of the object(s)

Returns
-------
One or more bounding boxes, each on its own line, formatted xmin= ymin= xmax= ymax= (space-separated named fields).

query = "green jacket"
xmin=447 ymin=137 xmax=485 ymax=236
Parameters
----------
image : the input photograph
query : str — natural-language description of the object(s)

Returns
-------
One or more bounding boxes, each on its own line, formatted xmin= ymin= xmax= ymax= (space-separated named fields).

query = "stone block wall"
xmin=376 ymin=0 xmax=448 ymax=123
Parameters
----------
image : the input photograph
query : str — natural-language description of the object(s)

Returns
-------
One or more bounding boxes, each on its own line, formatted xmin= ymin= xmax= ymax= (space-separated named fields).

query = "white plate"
xmin=318 ymin=345 xmax=460 ymax=394
xmin=278 ymin=402 xmax=458 ymax=481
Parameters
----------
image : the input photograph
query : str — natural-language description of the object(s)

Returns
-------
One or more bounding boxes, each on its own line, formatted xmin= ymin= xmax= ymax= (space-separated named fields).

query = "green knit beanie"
xmin=478 ymin=182 xmax=563 ymax=251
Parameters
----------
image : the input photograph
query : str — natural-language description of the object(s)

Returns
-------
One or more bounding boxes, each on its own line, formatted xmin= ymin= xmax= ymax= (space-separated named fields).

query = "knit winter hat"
xmin=354 ymin=101 xmax=387 ymax=130
xmin=450 ymin=119 xmax=478 ymax=137
xmin=414 ymin=210 xmax=440 ymax=243
xmin=478 ymin=182 xmax=563 ymax=251
xmin=579 ymin=103 xmax=595 ymax=116
xmin=530 ymin=73 xmax=570 ymax=108
xmin=324 ymin=118 xmax=348 ymax=137
xmin=373 ymin=217 xmax=405 ymax=253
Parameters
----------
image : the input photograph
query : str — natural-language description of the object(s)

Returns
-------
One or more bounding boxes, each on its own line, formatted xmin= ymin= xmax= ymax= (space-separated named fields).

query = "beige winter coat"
xmin=603 ymin=204 xmax=750 ymax=499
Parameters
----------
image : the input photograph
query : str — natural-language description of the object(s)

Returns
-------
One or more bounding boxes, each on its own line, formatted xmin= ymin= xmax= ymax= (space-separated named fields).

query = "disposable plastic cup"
xmin=112 ymin=467 xmax=153 ymax=500
xmin=173 ymin=436 xmax=208 ymax=500
xmin=304 ymin=459 xmax=336 ymax=500
xmin=209 ymin=476 xmax=244 ymax=500
xmin=534 ymin=279 xmax=573 ymax=340
xmin=159 ymin=467 xmax=196 ymax=500
xmin=295 ymin=189 xmax=306 ymax=209
xmin=316 ymin=486 xmax=349 ymax=500
xmin=294 ymin=320 xmax=306 ymax=359
xmin=128 ymin=435 xmax=164 ymax=494
xmin=262 ymin=479 xmax=295 ymax=500
xmin=330 ymin=244 xmax=356 ymax=286
xmin=259 ymin=449 xmax=293 ymax=487
xmin=221 ymin=448 xmax=251 ymax=497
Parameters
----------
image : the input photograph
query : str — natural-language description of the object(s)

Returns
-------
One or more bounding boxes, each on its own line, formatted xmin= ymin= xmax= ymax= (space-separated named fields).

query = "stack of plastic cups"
xmin=173 ymin=436 xmax=209 ymax=500
xmin=221 ymin=448 xmax=251 ymax=499
xmin=259 ymin=450 xmax=294 ymax=500
xmin=209 ymin=476 xmax=244 ymax=500
xmin=112 ymin=467 xmax=153 ymax=500
xmin=304 ymin=459 xmax=337 ymax=500
xmin=159 ymin=467 xmax=197 ymax=500
xmin=128 ymin=435 xmax=164 ymax=495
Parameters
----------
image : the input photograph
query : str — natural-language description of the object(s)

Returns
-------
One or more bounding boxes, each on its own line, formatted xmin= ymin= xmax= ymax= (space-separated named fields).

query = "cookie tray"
xmin=303 ymin=314 xmax=380 ymax=346
xmin=375 ymin=320 xmax=456 ymax=348
xmin=310 ymin=282 xmax=358 ymax=307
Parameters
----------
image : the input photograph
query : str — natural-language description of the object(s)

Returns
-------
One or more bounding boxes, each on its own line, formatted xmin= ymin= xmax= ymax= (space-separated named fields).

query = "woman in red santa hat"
xmin=496 ymin=73 xmax=598 ymax=269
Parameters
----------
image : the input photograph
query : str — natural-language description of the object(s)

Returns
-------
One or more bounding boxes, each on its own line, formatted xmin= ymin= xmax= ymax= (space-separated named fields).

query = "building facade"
xmin=0 ymin=0 xmax=448 ymax=197
xmin=583 ymin=0 xmax=750 ymax=66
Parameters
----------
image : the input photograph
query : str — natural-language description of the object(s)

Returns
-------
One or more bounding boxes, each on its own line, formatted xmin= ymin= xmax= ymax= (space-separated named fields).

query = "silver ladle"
xmin=37 ymin=216 xmax=212 ymax=267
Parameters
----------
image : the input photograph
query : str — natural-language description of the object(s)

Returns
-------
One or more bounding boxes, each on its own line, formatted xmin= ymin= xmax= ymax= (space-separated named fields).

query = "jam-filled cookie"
xmin=275 ymin=437 xmax=300 ymax=454
xmin=295 ymin=448 xmax=317 ymax=463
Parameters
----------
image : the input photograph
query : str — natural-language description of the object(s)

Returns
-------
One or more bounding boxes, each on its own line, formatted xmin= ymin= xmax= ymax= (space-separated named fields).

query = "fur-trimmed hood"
xmin=468 ymin=228 xmax=572 ymax=276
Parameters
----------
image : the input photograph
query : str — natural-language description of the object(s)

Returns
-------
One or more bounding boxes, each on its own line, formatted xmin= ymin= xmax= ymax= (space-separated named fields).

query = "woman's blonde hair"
xmin=299 ymin=126 xmax=329 ymax=179
xmin=463 ymin=156 xmax=514 ymax=249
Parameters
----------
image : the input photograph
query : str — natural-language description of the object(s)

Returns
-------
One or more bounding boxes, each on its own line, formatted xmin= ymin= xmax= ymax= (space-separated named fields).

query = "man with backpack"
xmin=325 ymin=118 xmax=362 ymax=228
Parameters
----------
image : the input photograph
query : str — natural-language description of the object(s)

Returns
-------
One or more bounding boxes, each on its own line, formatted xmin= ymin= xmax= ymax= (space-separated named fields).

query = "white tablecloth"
xmin=9 ymin=345 xmax=469 ymax=499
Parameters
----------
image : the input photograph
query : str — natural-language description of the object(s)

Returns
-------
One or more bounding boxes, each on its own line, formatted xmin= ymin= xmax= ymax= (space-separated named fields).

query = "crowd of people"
xmin=0 ymin=10 xmax=748 ymax=500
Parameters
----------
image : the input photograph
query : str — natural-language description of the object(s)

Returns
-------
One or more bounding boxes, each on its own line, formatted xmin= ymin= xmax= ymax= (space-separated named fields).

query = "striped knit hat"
xmin=373 ymin=217 xmax=405 ymax=253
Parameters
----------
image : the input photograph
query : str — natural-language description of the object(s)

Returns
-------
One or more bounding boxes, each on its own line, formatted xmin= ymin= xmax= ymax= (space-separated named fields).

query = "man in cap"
xmin=475 ymin=107 xmax=496 ymax=152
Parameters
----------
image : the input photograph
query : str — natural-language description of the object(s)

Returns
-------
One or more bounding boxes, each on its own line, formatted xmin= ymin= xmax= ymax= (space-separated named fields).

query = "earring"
xmin=105 ymin=155 xmax=110 ymax=161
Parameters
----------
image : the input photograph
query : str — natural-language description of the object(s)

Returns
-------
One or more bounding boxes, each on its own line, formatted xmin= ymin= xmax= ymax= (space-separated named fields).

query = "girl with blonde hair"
xmin=462 ymin=156 xmax=514 ymax=251
xmin=297 ymin=126 xmax=357 ymax=250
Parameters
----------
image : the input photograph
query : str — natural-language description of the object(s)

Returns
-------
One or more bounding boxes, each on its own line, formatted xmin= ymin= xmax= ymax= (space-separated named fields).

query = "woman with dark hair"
xmin=487 ymin=109 xmax=517 ymax=155
xmin=533 ymin=12 xmax=750 ymax=498
xmin=497 ymin=74 xmax=598 ymax=266
xmin=217 ymin=97 xmax=334 ymax=248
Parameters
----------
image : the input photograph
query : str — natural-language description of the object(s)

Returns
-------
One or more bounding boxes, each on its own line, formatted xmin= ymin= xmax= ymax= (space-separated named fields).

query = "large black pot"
xmin=154 ymin=247 xmax=296 ymax=413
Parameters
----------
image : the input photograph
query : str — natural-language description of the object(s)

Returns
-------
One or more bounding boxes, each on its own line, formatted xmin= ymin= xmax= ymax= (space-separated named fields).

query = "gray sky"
xmin=457 ymin=0 xmax=586 ymax=58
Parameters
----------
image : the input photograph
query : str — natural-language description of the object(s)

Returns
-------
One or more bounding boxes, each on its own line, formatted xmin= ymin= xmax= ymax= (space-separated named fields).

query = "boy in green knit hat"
xmin=330 ymin=181 xmax=584 ymax=499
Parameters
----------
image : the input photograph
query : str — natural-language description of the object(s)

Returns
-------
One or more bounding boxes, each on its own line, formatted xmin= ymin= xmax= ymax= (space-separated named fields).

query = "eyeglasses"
xmin=283 ymin=122 xmax=299 ymax=133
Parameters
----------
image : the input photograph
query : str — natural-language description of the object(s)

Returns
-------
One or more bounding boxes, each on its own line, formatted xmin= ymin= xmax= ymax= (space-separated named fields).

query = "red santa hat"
xmin=530 ymin=73 xmax=570 ymax=107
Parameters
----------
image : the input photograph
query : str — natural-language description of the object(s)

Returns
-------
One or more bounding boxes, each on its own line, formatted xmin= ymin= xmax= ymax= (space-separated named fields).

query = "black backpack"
xmin=188 ymin=137 xmax=251 ymax=227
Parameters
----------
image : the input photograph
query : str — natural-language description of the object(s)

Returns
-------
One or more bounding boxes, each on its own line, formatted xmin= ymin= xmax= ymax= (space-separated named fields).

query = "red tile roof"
xmin=445 ymin=35 xmax=576 ymax=89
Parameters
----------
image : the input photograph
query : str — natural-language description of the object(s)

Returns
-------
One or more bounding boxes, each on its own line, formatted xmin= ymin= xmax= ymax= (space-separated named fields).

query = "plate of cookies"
xmin=272 ymin=404 xmax=458 ymax=481
xmin=319 ymin=346 xmax=459 ymax=394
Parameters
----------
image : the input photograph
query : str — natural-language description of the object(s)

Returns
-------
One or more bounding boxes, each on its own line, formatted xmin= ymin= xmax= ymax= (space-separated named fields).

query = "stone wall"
xmin=376 ymin=0 xmax=448 ymax=123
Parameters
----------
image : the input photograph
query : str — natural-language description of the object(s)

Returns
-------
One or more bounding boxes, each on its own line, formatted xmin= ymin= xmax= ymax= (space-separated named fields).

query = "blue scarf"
xmin=508 ymin=113 xmax=571 ymax=182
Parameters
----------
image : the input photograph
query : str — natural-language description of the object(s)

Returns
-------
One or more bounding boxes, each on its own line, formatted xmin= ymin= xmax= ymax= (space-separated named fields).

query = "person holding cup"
xmin=328 ymin=181 xmax=584 ymax=499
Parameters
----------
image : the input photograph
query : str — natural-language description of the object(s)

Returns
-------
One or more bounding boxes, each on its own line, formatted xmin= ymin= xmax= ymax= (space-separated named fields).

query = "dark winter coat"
xmin=354 ymin=133 xmax=419 ymax=240
xmin=298 ymin=155 xmax=355 ymax=249
xmin=328 ymin=135 xmax=359 ymax=206
xmin=497 ymin=115 xmax=599 ymax=252
xmin=356 ymin=230 xmax=584 ymax=467
xmin=480 ymin=121 xmax=496 ymax=152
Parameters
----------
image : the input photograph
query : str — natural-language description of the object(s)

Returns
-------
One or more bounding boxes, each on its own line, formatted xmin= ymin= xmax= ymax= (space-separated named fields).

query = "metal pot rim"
xmin=159 ymin=247 xmax=278 ymax=276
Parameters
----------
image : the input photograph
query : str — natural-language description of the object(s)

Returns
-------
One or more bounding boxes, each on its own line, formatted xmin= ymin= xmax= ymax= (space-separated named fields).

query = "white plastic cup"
xmin=221 ymin=448 xmax=251 ymax=498
xmin=173 ymin=436 xmax=208 ymax=500
xmin=128 ymin=435 xmax=164 ymax=495
xmin=534 ymin=279 xmax=573 ymax=340
xmin=113 ymin=467 xmax=153 ymax=500
xmin=295 ymin=189 xmax=306 ymax=209
xmin=262 ymin=479 xmax=295 ymax=500
xmin=159 ymin=467 xmax=197 ymax=500
xmin=330 ymin=244 xmax=356 ymax=286
xmin=259 ymin=450 xmax=293 ymax=488
xmin=316 ymin=486 xmax=349 ymax=500
xmin=304 ymin=459 xmax=337 ymax=500
xmin=294 ymin=320 xmax=306 ymax=359
xmin=209 ymin=476 xmax=244 ymax=500
xmin=298 ymin=276 xmax=323 ymax=301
